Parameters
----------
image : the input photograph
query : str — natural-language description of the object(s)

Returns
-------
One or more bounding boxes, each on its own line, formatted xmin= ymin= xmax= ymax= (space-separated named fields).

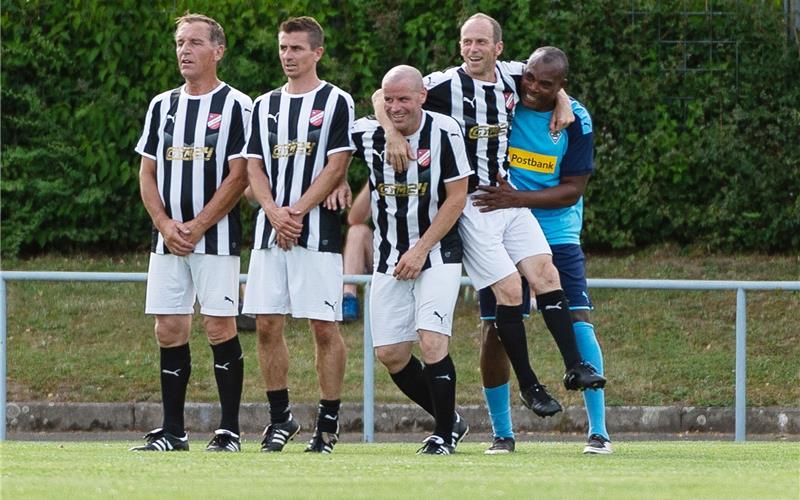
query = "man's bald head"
xmin=381 ymin=65 xmax=424 ymax=93
xmin=528 ymin=46 xmax=569 ymax=80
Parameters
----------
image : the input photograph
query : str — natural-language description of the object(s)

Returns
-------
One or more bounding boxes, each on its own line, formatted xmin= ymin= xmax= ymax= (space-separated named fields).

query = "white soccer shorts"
xmin=459 ymin=194 xmax=551 ymax=290
xmin=243 ymin=246 xmax=343 ymax=321
xmin=145 ymin=252 xmax=240 ymax=316
xmin=369 ymin=263 xmax=462 ymax=347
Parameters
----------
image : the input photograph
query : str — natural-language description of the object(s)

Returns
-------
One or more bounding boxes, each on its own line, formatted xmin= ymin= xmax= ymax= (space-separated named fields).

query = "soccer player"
xmin=132 ymin=13 xmax=251 ymax=452
xmin=473 ymin=46 xmax=612 ymax=454
xmin=374 ymin=13 xmax=605 ymax=454
xmin=354 ymin=65 xmax=472 ymax=454
xmin=243 ymin=16 xmax=354 ymax=454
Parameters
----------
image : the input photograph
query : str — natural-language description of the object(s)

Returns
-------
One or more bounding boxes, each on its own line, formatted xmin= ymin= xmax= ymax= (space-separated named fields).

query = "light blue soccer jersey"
xmin=507 ymin=99 xmax=593 ymax=245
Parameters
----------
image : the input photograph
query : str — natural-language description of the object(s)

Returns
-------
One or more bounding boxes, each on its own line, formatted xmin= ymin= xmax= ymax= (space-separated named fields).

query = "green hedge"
xmin=2 ymin=0 xmax=798 ymax=256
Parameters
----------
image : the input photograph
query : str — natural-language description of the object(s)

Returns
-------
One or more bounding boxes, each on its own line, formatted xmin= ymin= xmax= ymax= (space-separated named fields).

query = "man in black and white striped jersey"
xmin=242 ymin=16 xmax=354 ymax=454
xmin=133 ymin=13 xmax=251 ymax=453
xmin=354 ymin=66 xmax=471 ymax=455
xmin=374 ymin=13 xmax=605 ymax=455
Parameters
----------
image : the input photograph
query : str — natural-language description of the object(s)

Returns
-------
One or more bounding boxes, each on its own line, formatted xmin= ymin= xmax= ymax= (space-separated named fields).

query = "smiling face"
xmin=175 ymin=21 xmax=223 ymax=83
xmin=278 ymin=30 xmax=323 ymax=81
xmin=519 ymin=58 xmax=566 ymax=112
xmin=459 ymin=18 xmax=502 ymax=81
xmin=382 ymin=73 xmax=426 ymax=136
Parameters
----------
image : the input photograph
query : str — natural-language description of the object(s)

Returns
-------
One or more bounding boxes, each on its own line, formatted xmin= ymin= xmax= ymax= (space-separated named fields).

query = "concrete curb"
xmin=6 ymin=402 xmax=799 ymax=435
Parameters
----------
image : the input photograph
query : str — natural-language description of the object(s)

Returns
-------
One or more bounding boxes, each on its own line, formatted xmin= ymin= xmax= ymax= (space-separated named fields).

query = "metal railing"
xmin=1 ymin=271 xmax=798 ymax=443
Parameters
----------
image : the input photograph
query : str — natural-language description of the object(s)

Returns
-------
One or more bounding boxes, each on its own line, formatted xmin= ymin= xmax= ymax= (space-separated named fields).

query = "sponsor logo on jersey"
xmin=166 ymin=146 xmax=214 ymax=161
xmin=377 ymin=182 xmax=429 ymax=197
xmin=272 ymin=141 xmax=316 ymax=159
xmin=467 ymin=123 xmax=508 ymax=140
xmin=417 ymin=148 xmax=431 ymax=168
xmin=503 ymin=91 xmax=515 ymax=110
xmin=207 ymin=113 xmax=222 ymax=130
xmin=309 ymin=109 xmax=324 ymax=127
xmin=508 ymin=147 xmax=557 ymax=174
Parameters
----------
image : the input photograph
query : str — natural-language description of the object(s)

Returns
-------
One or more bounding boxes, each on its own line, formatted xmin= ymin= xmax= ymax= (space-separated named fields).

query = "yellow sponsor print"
xmin=272 ymin=141 xmax=316 ymax=159
xmin=508 ymin=147 xmax=556 ymax=174
xmin=166 ymin=146 xmax=214 ymax=161
xmin=377 ymin=183 xmax=428 ymax=197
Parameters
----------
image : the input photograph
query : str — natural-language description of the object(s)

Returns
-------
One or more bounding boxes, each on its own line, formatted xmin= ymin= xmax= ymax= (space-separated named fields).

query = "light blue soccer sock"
xmin=574 ymin=321 xmax=609 ymax=440
xmin=483 ymin=382 xmax=514 ymax=439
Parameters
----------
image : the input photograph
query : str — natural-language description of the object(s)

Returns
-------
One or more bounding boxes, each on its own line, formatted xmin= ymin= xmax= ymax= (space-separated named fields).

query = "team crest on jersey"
xmin=417 ymin=149 xmax=431 ymax=168
xmin=503 ymin=91 xmax=515 ymax=110
xmin=207 ymin=113 xmax=222 ymax=130
xmin=549 ymin=130 xmax=562 ymax=144
xmin=309 ymin=109 xmax=324 ymax=127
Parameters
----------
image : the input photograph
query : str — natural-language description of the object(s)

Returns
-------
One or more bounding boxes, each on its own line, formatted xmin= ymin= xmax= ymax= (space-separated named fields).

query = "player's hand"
xmin=393 ymin=246 xmax=426 ymax=281
xmin=385 ymin=129 xmax=414 ymax=173
xmin=265 ymin=206 xmax=303 ymax=241
xmin=182 ymin=219 xmax=207 ymax=246
xmin=473 ymin=174 xmax=517 ymax=212
xmin=159 ymin=220 xmax=195 ymax=256
xmin=276 ymin=233 xmax=296 ymax=251
xmin=324 ymin=181 xmax=352 ymax=211
xmin=550 ymin=97 xmax=575 ymax=132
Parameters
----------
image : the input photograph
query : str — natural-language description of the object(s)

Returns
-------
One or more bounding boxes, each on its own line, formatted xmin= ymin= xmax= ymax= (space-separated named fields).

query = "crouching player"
xmin=353 ymin=65 xmax=471 ymax=454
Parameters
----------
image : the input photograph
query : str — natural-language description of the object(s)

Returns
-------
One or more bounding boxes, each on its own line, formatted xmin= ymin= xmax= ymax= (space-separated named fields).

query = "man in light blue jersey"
xmin=473 ymin=46 xmax=611 ymax=454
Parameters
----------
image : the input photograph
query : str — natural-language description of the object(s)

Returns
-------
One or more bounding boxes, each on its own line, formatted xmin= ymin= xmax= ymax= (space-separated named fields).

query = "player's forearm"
xmin=247 ymin=157 xmax=279 ymax=212
xmin=190 ymin=161 xmax=248 ymax=233
xmin=371 ymin=89 xmax=397 ymax=134
xmin=512 ymin=184 xmax=583 ymax=209
xmin=292 ymin=152 xmax=351 ymax=215
xmin=139 ymin=159 xmax=171 ymax=231
xmin=413 ymin=183 xmax=467 ymax=254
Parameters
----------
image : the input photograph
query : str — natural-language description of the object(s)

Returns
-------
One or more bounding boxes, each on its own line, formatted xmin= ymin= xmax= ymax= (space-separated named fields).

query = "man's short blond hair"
xmin=175 ymin=12 xmax=226 ymax=47
xmin=461 ymin=13 xmax=502 ymax=44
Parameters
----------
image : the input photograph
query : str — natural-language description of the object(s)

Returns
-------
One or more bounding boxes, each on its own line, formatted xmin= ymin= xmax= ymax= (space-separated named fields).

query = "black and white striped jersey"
xmin=135 ymin=82 xmax=252 ymax=256
xmin=422 ymin=61 xmax=524 ymax=192
xmin=352 ymin=110 xmax=472 ymax=275
xmin=246 ymin=81 xmax=355 ymax=253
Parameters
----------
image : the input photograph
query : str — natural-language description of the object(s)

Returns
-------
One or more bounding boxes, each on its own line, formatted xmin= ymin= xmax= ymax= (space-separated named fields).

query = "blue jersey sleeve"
xmin=561 ymin=111 xmax=593 ymax=177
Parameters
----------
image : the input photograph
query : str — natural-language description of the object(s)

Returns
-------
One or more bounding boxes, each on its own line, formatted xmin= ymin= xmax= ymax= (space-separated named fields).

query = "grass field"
xmin=3 ymin=246 xmax=799 ymax=408
xmin=1 ymin=440 xmax=797 ymax=499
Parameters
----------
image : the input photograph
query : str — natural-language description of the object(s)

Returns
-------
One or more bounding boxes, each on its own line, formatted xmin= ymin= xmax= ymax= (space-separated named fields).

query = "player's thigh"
xmin=459 ymin=201 xmax=517 ymax=290
xmin=369 ymin=272 xmax=418 ymax=347
xmin=189 ymin=253 xmax=239 ymax=317
xmin=242 ymin=248 xmax=289 ymax=315
xmin=145 ymin=252 xmax=195 ymax=315
xmin=415 ymin=263 xmax=462 ymax=336
xmin=286 ymin=246 xmax=343 ymax=322
xmin=551 ymin=244 xmax=593 ymax=311
xmin=503 ymin=208 xmax=551 ymax=264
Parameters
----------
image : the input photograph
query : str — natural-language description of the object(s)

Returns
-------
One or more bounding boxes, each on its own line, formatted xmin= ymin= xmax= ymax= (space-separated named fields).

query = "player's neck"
xmin=183 ymin=75 xmax=221 ymax=96
xmin=464 ymin=66 xmax=497 ymax=83
xmin=286 ymin=72 xmax=322 ymax=95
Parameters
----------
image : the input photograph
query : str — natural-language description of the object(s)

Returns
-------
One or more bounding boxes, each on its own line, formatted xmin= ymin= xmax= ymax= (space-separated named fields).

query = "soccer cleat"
xmin=304 ymin=425 xmax=339 ymax=454
xmin=484 ymin=436 xmax=516 ymax=455
xmin=129 ymin=428 xmax=189 ymax=452
xmin=205 ymin=429 xmax=241 ymax=452
xmin=261 ymin=415 xmax=301 ymax=452
xmin=342 ymin=293 xmax=359 ymax=323
xmin=416 ymin=435 xmax=455 ymax=455
xmin=520 ymin=384 xmax=563 ymax=417
xmin=451 ymin=412 xmax=469 ymax=447
xmin=563 ymin=361 xmax=606 ymax=391
xmin=583 ymin=434 xmax=613 ymax=454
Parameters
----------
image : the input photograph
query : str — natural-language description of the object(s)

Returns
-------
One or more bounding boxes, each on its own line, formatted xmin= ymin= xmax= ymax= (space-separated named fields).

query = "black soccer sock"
xmin=267 ymin=388 xmax=291 ymax=424
xmin=160 ymin=343 xmax=191 ymax=436
xmin=211 ymin=336 xmax=244 ymax=435
xmin=316 ymin=399 xmax=341 ymax=433
xmin=495 ymin=304 xmax=539 ymax=389
xmin=390 ymin=355 xmax=435 ymax=416
xmin=536 ymin=290 xmax=582 ymax=369
xmin=422 ymin=355 xmax=456 ymax=443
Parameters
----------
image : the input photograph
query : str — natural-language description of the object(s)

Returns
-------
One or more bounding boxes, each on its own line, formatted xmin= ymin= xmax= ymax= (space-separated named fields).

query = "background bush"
xmin=2 ymin=0 xmax=798 ymax=257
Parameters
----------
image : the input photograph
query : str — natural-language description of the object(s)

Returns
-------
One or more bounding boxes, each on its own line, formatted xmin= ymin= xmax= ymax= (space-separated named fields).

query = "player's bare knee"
xmin=310 ymin=320 xmax=342 ymax=349
xmin=255 ymin=315 xmax=284 ymax=343
xmin=375 ymin=345 xmax=410 ymax=373
xmin=154 ymin=315 xmax=190 ymax=347
xmin=203 ymin=316 xmax=236 ymax=345
xmin=419 ymin=331 xmax=449 ymax=365
xmin=521 ymin=255 xmax=561 ymax=294
xmin=492 ymin=273 xmax=523 ymax=305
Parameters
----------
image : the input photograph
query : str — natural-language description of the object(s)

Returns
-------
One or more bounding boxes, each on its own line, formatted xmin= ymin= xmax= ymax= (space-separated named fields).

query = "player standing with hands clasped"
xmin=242 ymin=16 xmax=355 ymax=454
xmin=133 ymin=13 xmax=251 ymax=452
